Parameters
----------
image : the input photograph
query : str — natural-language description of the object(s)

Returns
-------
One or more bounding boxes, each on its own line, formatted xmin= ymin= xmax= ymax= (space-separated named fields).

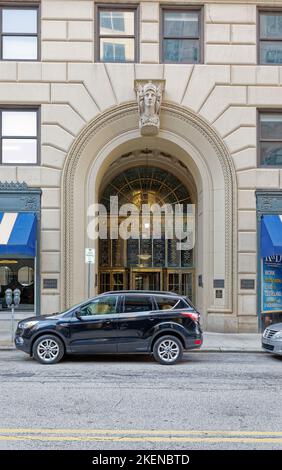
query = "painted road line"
xmin=0 ymin=435 xmax=282 ymax=444
xmin=0 ymin=428 xmax=282 ymax=437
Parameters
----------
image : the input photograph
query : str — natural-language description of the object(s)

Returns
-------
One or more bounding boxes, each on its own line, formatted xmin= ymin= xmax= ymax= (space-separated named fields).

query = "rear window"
xmin=123 ymin=295 xmax=153 ymax=313
xmin=155 ymin=296 xmax=188 ymax=310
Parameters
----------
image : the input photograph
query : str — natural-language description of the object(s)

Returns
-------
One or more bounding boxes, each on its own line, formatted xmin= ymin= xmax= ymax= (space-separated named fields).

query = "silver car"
xmin=262 ymin=323 xmax=282 ymax=355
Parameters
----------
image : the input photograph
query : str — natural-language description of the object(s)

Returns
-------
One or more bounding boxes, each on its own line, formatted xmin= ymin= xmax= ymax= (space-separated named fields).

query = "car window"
xmin=123 ymin=295 xmax=153 ymax=313
xmin=79 ymin=296 xmax=118 ymax=316
xmin=154 ymin=296 xmax=187 ymax=310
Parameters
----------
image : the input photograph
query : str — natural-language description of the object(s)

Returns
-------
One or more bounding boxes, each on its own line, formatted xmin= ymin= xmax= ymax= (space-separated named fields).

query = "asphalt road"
xmin=0 ymin=350 xmax=281 ymax=450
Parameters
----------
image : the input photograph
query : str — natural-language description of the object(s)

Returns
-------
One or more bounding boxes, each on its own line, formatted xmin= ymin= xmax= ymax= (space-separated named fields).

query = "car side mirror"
xmin=75 ymin=309 xmax=83 ymax=320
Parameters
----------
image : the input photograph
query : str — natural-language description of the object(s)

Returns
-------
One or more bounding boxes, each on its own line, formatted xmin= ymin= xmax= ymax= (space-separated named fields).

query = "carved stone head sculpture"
xmin=135 ymin=80 xmax=164 ymax=136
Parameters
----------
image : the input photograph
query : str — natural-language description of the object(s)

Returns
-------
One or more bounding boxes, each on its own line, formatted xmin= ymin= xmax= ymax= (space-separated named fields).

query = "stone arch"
xmin=61 ymin=101 xmax=237 ymax=330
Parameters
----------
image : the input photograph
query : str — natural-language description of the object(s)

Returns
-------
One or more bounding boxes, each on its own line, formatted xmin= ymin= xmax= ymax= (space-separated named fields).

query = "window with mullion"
xmin=259 ymin=11 xmax=282 ymax=64
xmin=162 ymin=8 xmax=202 ymax=64
xmin=97 ymin=6 xmax=137 ymax=63
xmin=0 ymin=6 xmax=39 ymax=60
xmin=0 ymin=109 xmax=39 ymax=165
xmin=259 ymin=112 xmax=282 ymax=166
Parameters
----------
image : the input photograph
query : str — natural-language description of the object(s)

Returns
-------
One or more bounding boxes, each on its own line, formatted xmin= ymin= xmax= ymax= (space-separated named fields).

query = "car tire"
xmin=153 ymin=335 xmax=183 ymax=365
xmin=32 ymin=335 xmax=65 ymax=365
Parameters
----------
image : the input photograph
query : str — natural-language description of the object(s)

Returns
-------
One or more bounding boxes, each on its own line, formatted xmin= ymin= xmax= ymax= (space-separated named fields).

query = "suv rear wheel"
xmin=32 ymin=335 xmax=64 ymax=364
xmin=153 ymin=335 xmax=183 ymax=365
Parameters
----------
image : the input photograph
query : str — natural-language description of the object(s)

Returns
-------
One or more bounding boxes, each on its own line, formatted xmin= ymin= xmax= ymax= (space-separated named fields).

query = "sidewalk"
xmin=0 ymin=331 xmax=263 ymax=352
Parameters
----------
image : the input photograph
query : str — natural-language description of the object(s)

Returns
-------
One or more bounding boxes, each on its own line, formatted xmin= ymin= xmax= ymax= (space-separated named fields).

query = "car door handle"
xmin=149 ymin=317 xmax=155 ymax=321
xmin=105 ymin=320 xmax=112 ymax=325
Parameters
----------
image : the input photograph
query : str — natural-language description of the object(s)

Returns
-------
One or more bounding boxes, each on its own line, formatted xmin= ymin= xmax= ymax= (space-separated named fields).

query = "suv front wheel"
xmin=32 ymin=335 xmax=65 ymax=364
xmin=153 ymin=335 xmax=183 ymax=365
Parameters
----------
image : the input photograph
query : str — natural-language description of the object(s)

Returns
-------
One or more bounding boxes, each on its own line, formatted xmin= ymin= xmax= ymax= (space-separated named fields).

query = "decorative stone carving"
xmin=135 ymin=80 xmax=165 ymax=136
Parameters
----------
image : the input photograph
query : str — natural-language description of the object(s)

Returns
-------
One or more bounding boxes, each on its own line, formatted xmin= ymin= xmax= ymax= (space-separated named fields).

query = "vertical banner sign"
xmin=262 ymin=256 xmax=282 ymax=312
xmin=85 ymin=248 xmax=95 ymax=299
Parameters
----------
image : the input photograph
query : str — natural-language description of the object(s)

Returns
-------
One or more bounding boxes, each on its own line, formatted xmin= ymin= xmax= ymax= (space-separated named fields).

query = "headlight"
xmin=20 ymin=320 xmax=38 ymax=329
xmin=273 ymin=331 xmax=282 ymax=340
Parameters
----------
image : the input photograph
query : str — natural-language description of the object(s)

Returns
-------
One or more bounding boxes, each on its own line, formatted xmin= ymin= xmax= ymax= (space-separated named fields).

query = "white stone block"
xmin=205 ymin=23 xmax=230 ymax=43
xmin=51 ymin=83 xmax=99 ymax=121
xmin=141 ymin=2 xmax=159 ymax=22
xmin=140 ymin=42 xmax=159 ymax=63
xmin=231 ymin=66 xmax=256 ymax=84
xmin=18 ymin=62 xmax=42 ymax=81
xmin=0 ymin=166 xmax=17 ymax=181
xmin=238 ymin=190 xmax=256 ymax=210
xmin=68 ymin=21 xmax=93 ymax=40
xmin=238 ymin=210 xmax=256 ymax=231
xmin=42 ymin=20 xmax=67 ymax=40
xmin=42 ymin=104 xmax=85 ymax=136
xmin=42 ymin=1 xmax=93 ymax=20
xmin=205 ymin=4 xmax=256 ymax=24
xmin=206 ymin=45 xmax=256 ymax=64
xmin=200 ymin=86 xmax=246 ymax=123
xmin=238 ymin=294 xmax=257 ymax=315
xmin=231 ymin=25 xmax=256 ymax=44
xmin=135 ymin=64 xmax=164 ymax=81
xmin=164 ymin=64 xmax=193 ymax=103
xmin=42 ymin=63 xmax=67 ymax=82
xmin=16 ymin=167 xmax=42 ymax=186
xmin=213 ymin=106 xmax=256 ymax=137
xmin=238 ymin=253 xmax=257 ymax=273
xmin=248 ymin=86 xmax=282 ymax=105
xmin=232 ymin=148 xmax=257 ymax=171
xmin=256 ymin=169 xmax=279 ymax=188
xmin=41 ymin=252 xmax=60 ymax=272
xmin=68 ymin=63 xmax=116 ymax=111
xmin=182 ymin=65 xmax=230 ymax=112
xmin=41 ymin=231 xmax=60 ymax=252
xmin=41 ymin=209 xmax=60 ymax=230
xmin=40 ymin=167 xmax=61 ymax=187
xmin=238 ymin=232 xmax=256 ymax=252
xmin=42 ymin=41 xmax=93 ymax=62
xmin=105 ymin=64 xmax=136 ymax=103
xmin=237 ymin=170 xmax=256 ymax=189
xmin=41 ymin=294 xmax=60 ymax=315
xmin=224 ymin=127 xmax=256 ymax=154
xmin=0 ymin=83 xmax=50 ymax=103
xmin=141 ymin=22 xmax=159 ymax=43
xmin=41 ymin=124 xmax=74 ymax=153
xmin=256 ymin=66 xmax=279 ymax=85
xmin=0 ymin=62 xmax=17 ymax=81
xmin=41 ymin=188 xmax=61 ymax=208
xmin=41 ymin=146 xmax=66 ymax=169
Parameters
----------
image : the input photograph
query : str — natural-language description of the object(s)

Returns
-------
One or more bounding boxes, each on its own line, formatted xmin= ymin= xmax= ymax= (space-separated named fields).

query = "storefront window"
xmin=0 ymin=259 xmax=34 ymax=311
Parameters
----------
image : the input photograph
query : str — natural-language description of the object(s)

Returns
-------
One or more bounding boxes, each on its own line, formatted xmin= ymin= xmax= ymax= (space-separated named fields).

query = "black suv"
xmin=15 ymin=291 xmax=203 ymax=365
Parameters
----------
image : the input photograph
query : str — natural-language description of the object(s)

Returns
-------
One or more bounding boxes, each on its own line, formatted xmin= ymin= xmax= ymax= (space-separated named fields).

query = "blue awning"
xmin=0 ymin=212 xmax=37 ymax=257
xmin=261 ymin=215 xmax=282 ymax=258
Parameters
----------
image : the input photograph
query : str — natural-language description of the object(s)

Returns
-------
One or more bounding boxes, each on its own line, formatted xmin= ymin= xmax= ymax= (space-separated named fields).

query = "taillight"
xmin=181 ymin=311 xmax=199 ymax=322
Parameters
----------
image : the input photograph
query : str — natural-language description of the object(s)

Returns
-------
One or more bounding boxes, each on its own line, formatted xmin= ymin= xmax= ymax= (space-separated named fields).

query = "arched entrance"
xmin=62 ymin=101 xmax=237 ymax=331
xmin=98 ymin=151 xmax=196 ymax=301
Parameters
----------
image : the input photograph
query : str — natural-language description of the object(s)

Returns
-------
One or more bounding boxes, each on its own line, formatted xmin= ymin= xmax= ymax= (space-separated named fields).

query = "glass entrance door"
xmin=132 ymin=270 xmax=161 ymax=291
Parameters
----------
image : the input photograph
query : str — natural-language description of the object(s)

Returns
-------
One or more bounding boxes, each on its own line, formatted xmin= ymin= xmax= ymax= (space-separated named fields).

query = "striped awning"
xmin=0 ymin=212 xmax=37 ymax=257
xmin=261 ymin=215 xmax=282 ymax=258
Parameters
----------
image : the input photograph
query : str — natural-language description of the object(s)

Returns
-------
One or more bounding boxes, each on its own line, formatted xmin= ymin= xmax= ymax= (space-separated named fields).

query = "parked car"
xmin=15 ymin=291 xmax=203 ymax=365
xmin=262 ymin=323 xmax=282 ymax=356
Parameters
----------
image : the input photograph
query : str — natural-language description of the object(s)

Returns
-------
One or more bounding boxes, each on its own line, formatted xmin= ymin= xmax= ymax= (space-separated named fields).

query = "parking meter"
xmin=5 ymin=289 xmax=13 ymax=307
xmin=13 ymin=288 xmax=21 ymax=307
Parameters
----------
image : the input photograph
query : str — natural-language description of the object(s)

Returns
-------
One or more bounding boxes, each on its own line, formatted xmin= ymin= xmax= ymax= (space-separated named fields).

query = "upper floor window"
xmin=161 ymin=8 xmax=202 ymax=63
xmin=258 ymin=112 xmax=282 ymax=167
xmin=0 ymin=7 xmax=39 ymax=60
xmin=97 ymin=6 xmax=138 ymax=62
xmin=0 ymin=109 xmax=39 ymax=165
xmin=259 ymin=11 xmax=282 ymax=64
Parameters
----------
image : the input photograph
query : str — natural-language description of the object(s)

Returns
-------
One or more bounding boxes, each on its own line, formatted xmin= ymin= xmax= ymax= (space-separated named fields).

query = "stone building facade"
xmin=1 ymin=0 xmax=282 ymax=333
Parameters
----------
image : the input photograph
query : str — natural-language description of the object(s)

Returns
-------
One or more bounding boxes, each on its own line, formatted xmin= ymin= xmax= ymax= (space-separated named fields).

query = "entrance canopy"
xmin=0 ymin=212 xmax=37 ymax=257
xmin=261 ymin=215 xmax=282 ymax=257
